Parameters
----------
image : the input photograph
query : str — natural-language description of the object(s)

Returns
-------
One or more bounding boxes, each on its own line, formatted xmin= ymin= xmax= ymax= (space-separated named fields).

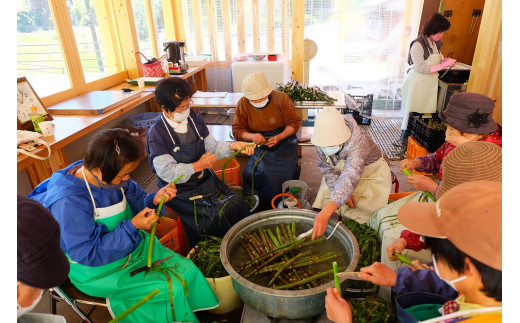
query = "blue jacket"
xmin=28 ymin=160 xmax=157 ymax=266
xmin=393 ymin=266 xmax=459 ymax=299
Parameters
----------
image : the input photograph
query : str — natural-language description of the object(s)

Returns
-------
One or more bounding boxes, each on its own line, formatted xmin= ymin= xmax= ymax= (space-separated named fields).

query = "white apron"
xmin=312 ymin=157 xmax=392 ymax=224
xmin=400 ymin=53 xmax=443 ymax=130
xmin=368 ymin=191 xmax=434 ymax=300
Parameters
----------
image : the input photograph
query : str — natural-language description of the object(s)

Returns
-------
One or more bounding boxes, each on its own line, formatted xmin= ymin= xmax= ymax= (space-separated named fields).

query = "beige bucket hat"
xmin=436 ymin=141 xmax=502 ymax=198
xmin=241 ymin=72 xmax=272 ymax=100
xmin=311 ymin=107 xmax=351 ymax=147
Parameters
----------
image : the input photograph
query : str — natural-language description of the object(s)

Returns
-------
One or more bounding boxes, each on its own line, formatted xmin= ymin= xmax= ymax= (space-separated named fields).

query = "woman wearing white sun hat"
xmin=310 ymin=107 xmax=392 ymax=240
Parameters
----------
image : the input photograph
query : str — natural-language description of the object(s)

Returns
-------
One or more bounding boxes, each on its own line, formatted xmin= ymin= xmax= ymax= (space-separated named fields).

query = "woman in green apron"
xmin=310 ymin=107 xmax=392 ymax=240
xmin=29 ymin=129 xmax=218 ymax=322
xmin=400 ymin=12 xmax=456 ymax=141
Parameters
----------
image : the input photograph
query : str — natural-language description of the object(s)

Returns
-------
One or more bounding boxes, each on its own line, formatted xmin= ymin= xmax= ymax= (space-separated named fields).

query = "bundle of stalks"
xmin=236 ymin=222 xmax=346 ymax=290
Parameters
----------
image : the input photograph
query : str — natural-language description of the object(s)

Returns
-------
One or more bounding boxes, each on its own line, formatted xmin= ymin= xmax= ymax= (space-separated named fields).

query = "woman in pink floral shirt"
xmin=400 ymin=92 xmax=502 ymax=195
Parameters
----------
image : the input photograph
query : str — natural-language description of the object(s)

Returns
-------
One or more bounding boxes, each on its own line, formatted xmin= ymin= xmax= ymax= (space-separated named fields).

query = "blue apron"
xmin=242 ymin=127 xmax=301 ymax=211
xmin=157 ymin=115 xmax=250 ymax=247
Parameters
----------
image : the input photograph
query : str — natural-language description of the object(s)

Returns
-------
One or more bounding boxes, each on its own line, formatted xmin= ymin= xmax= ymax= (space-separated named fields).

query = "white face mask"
xmin=17 ymin=289 xmax=43 ymax=318
xmin=432 ymin=254 xmax=467 ymax=292
xmin=172 ymin=108 xmax=191 ymax=122
xmin=320 ymin=145 xmax=341 ymax=156
xmin=250 ymin=98 xmax=269 ymax=108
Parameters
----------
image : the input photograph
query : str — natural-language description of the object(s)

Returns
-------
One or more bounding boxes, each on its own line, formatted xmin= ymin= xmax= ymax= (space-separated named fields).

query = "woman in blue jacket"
xmin=29 ymin=129 xmax=218 ymax=323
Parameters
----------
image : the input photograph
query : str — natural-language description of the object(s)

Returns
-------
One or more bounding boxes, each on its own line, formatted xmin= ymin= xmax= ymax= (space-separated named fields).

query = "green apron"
xmin=68 ymin=171 xmax=218 ymax=322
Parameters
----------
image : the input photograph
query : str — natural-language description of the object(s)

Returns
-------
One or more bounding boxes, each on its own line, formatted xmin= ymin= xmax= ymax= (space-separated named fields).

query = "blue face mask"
xmin=92 ymin=173 xmax=128 ymax=190
xmin=320 ymin=145 xmax=341 ymax=156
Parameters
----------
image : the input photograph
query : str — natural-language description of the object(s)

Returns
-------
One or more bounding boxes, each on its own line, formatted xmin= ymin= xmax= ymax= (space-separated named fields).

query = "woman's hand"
xmin=131 ymin=207 xmax=158 ymax=230
xmin=442 ymin=57 xmax=457 ymax=68
xmin=153 ymin=184 xmax=177 ymax=205
xmin=266 ymin=135 xmax=282 ymax=148
xmin=358 ymin=262 xmax=397 ymax=287
xmin=387 ymin=238 xmax=407 ymax=261
xmin=399 ymin=159 xmax=421 ymax=172
xmin=193 ymin=152 xmax=217 ymax=172
xmin=411 ymin=260 xmax=432 ymax=271
xmin=312 ymin=201 xmax=338 ymax=240
xmin=252 ymin=133 xmax=266 ymax=145
xmin=406 ymin=175 xmax=438 ymax=193
xmin=346 ymin=195 xmax=357 ymax=208
xmin=325 ymin=287 xmax=352 ymax=323
xmin=229 ymin=142 xmax=255 ymax=156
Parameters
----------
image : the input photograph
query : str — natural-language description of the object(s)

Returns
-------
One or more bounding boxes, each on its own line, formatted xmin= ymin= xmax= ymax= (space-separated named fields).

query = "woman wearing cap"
xmin=29 ymin=129 xmax=218 ymax=323
xmin=310 ymin=107 xmax=392 ymax=240
xmin=232 ymin=72 xmax=302 ymax=211
xmin=400 ymin=92 xmax=502 ymax=194
xmin=388 ymin=141 xmax=502 ymax=261
xmin=326 ymin=181 xmax=502 ymax=322
xmin=147 ymin=78 xmax=254 ymax=247
xmin=400 ymin=12 xmax=456 ymax=141
xmin=17 ymin=196 xmax=69 ymax=322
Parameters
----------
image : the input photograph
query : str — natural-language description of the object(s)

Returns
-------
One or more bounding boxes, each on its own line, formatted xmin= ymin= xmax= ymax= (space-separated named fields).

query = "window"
xmin=17 ymin=0 xmax=70 ymax=97
xmin=304 ymin=0 xmax=422 ymax=116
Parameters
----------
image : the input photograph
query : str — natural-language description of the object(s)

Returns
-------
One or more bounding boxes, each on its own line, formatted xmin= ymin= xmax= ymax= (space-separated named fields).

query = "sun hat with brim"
xmin=311 ymin=107 xmax=352 ymax=147
xmin=439 ymin=92 xmax=497 ymax=134
xmin=241 ymin=72 xmax=272 ymax=100
xmin=436 ymin=141 xmax=502 ymax=198
xmin=18 ymin=195 xmax=70 ymax=289
xmin=398 ymin=181 xmax=502 ymax=270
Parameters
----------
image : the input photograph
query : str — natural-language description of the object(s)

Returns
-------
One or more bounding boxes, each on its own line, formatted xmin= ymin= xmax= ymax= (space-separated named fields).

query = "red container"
xmin=267 ymin=54 xmax=278 ymax=61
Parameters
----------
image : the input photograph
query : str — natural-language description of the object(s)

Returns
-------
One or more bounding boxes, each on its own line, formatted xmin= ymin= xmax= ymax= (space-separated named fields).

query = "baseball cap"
xmin=398 ymin=181 xmax=501 ymax=270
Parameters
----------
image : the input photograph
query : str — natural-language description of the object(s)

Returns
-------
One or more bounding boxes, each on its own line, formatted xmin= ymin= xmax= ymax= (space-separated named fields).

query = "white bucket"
xmin=187 ymin=248 xmax=242 ymax=314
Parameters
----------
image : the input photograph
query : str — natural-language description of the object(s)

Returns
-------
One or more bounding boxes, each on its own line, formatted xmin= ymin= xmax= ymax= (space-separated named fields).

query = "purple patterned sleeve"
xmin=316 ymin=116 xmax=373 ymax=207
xmin=415 ymin=153 xmax=440 ymax=174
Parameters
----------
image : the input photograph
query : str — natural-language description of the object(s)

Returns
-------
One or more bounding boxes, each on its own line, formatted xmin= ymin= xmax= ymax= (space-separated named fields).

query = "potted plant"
xmin=187 ymin=236 xmax=242 ymax=314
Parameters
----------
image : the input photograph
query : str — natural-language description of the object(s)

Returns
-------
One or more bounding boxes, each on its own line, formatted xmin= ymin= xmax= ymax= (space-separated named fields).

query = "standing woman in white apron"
xmin=400 ymin=12 xmax=456 ymax=141
xmin=310 ymin=107 xmax=392 ymax=240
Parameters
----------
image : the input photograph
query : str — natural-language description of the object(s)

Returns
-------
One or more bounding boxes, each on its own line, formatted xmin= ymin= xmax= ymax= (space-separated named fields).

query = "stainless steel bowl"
xmin=221 ymin=209 xmax=360 ymax=319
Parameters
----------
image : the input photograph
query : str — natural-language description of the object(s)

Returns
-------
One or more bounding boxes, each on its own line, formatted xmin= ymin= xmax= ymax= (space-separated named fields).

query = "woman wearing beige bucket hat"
xmin=387 ymin=140 xmax=502 ymax=261
xmin=309 ymin=107 xmax=392 ymax=240
xmin=232 ymin=72 xmax=302 ymax=211
xmin=400 ymin=92 xmax=502 ymax=195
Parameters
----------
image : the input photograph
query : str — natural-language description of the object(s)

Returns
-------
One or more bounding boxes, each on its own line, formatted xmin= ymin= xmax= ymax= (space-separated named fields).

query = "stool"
xmin=391 ymin=171 xmax=399 ymax=193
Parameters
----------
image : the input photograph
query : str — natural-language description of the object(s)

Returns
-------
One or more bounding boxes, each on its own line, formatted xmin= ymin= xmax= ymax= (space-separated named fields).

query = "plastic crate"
xmin=406 ymin=137 xmax=429 ymax=175
xmin=129 ymin=112 xmax=160 ymax=129
xmin=407 ymin=112 xmax=446 ymax=152
xmin=212 ymin=157 xmax=241 ymax=186
xmin=343 ymin=94 xmax=373 ymax=125
xmin=147 ymin=217 xmax=181 ymax=254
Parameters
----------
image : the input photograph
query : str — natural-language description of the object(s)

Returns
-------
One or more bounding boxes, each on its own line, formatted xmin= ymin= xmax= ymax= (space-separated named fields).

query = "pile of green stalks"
xmin=349 ymin=294 xmax=397 ymax=323
xmin=275 ymin=80 xmax=336 ymax=105
xmin=237 ymin=222 xmax=345 ymax=290
xmin=189 ymin=236 xmax=228 ymax=278
xmin=343 ymin=219 xmax=381 ymax=292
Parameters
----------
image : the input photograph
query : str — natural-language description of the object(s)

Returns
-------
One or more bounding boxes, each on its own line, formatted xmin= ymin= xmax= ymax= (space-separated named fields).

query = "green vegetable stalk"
xmin=333 ymin=261 xmax=341 ymax=292
xmin=403 ymin=167 xmax=437 ymax=202
xmin=394 ymin=252 xmax=413 ymax=266
xmin=148 ymin=174 xmax=184 ymax=268
xmin=108 ymin=289 xmax=159 ymax=323
xmin=221 ymin=143 xmax=256 ymax=182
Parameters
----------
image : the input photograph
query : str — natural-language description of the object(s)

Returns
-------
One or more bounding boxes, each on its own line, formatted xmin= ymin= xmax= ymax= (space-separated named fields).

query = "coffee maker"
xmin=163 ymin=41 xmax=187 ymax=71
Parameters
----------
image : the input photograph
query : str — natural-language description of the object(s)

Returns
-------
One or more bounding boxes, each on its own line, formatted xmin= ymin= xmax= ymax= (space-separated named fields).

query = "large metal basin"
xmin=221 ymin=209 xmax=360 ymax=320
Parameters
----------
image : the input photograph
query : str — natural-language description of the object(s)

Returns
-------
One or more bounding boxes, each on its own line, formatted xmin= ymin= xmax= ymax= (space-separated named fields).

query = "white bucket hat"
xmin=242 ymin=72 xmax=272 ymax=100
xmin=311 ymin=107 xmax=352 ymax=146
